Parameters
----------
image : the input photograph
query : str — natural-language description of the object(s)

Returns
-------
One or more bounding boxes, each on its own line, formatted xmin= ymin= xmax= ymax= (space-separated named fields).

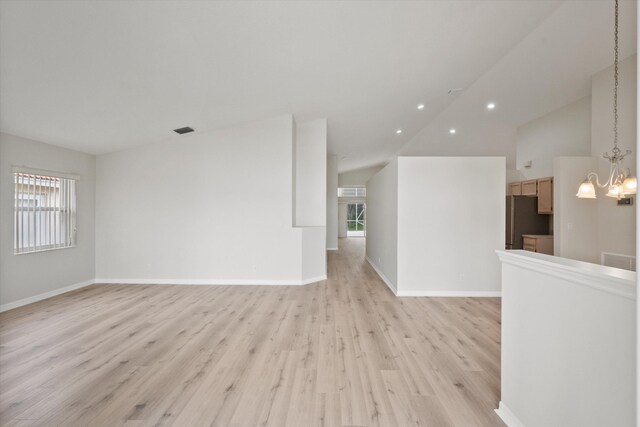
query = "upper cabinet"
xmin=508 ymin=182 xmax=522 ymax=196
xmin=537 ymin=177 xmax=553 ymax=214
xmin=507 ymin=177 xmax=553 ymax=214
xmin=522 ymin=180 xmax=538 ymax=196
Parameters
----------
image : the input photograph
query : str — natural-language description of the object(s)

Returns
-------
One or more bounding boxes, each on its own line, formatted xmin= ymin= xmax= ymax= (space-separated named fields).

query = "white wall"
xmin=96 ymin=115 xmax=324 ymax=284
xmin=366 ymin=157 xmax=504 ymax=296
xmin=0 ymin=133 xmax=96 ymax=307
xmin=396 ymin=157 xmax=505 ymax=296
xmin=506 ymin=169 xmax=524 ymax=184
xmin=516 ymin=96 xmax=592 ymax=179
xmin=338 ymin=164 xmax=384 ymax=187
xmin=497 ymin=250 xmax=636 ymax=427
xmin=326 ymin=154 xmax=338 ymax=249
xmin=338 ymin=203 xmax=348 ymax=238
xmin=637 ymin=12 xmax=640 ymax=420
xmin=592 ymin=55 xmax=637 ymax=258
xmin=301 ymin=227 xmax=326 ymax=281
xmin=553 ymin=157 xmax=599 ymax=264
xmin=295 ymin=119 xmax=327 ymax=227
xmin=365 ymin=159 xmax=398 ymax=291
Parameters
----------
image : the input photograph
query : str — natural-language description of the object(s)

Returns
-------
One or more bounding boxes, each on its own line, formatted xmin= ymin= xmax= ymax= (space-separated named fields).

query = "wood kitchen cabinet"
xmin=521 ymin=180 xmax=538 ymax=196
xmin=522 ymin=234 xmax=554 ymax=255
xmin=508 ymin=177 xmax=553 ymax=214
xmin=508 ymin=182 xmax=522 ymax=196
xmin=537 ymin=177 xmax=553 ymax=214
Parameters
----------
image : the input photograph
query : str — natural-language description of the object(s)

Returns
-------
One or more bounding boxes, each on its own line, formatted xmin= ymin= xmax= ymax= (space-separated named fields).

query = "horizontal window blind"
xmin=14 ymin=172 xmax=77 ymax=254
xmin=338 ymin=187 xmax=366 ymax=197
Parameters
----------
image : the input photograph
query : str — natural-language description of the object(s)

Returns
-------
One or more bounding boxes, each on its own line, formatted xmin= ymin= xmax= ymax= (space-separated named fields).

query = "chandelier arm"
xmin=587 ymin=170 xmax=614 ymax=189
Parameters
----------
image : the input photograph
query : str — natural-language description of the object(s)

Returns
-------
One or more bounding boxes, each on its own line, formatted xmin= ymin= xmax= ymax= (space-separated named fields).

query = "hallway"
xmin=0 ymin=238 xmax=503 ymax=426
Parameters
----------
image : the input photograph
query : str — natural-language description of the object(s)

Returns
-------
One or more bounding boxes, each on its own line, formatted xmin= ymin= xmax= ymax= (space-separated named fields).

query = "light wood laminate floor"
xmin=0 ymin=238 xmax=503 ymax=426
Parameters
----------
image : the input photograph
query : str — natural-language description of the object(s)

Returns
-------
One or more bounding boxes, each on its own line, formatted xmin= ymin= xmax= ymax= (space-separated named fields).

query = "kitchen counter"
xmin=521 ymin=234 xmax=553 ymax=255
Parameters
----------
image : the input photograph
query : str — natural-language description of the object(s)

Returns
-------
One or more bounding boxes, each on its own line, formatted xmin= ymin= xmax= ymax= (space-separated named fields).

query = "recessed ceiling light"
xmin=173 ymin=126 xmax=194 ymax=134
xmin=396 ymin=129 xmax=403 ymax=134
xmin=449 ymin=128 xmax=456 ymax=134
xmin=487 ymin=102 xmax=496 ymax=110
xmin=417 ymin=104 xmax=425 ymax=110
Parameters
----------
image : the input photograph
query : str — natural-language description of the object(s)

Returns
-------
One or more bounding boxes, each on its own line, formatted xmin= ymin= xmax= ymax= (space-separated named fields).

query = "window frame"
xmin=338 ymin=187 xmax=366 ymax=198
xmin=13 ymin=166 xmax=79 ymax=255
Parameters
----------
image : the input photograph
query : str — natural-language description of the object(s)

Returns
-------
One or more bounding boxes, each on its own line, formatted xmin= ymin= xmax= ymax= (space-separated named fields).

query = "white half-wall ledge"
xmin=497 ymin=249 xmax=635 ymax=427
xmin=496 ymin=249 xmax=636 ymax=300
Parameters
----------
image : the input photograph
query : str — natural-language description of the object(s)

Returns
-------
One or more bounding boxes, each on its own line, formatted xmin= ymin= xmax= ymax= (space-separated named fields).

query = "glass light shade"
xmin=605 ymin=183 xmax=623 ymax=198
xmin=576 ymin=180 xmax=596 ymax=199
xmin=621 ymin=176 xmax=637 ymax=195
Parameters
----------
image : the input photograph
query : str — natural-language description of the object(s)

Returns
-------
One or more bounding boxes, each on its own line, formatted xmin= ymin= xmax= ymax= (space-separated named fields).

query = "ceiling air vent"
xmin=173 ymin=126 xmax=194 ymax=135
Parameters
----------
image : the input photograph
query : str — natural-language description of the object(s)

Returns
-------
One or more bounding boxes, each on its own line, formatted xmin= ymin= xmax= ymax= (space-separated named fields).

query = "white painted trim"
xmin=327 ymin=247 xmax=339 ymax=251
xmin=94 ymin=277 xmax=327 ymax=286
xmin=365 ymin=256 xmax=397 ymax=295
xmin=496 ymin=250 xmax=636 ymax=300
xmin=396 ymin=290 xmax=502 ymax=297
xmin=0 ymin=279 xmax=95 ymax=313
xmin=495 ymin=401 xmax=526 ymax=427
xmin=300 ymin=275 xmax=327 ymax=285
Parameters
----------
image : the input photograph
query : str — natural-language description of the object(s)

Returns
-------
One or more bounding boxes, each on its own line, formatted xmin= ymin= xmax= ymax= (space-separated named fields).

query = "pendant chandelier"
xmin=576 ymin=0 xmax=636 ymax=200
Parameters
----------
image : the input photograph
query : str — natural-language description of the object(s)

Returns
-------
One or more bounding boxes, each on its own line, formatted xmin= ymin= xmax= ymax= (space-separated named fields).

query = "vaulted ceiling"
xmin=0 ymin=1 xmax=636 ymax=172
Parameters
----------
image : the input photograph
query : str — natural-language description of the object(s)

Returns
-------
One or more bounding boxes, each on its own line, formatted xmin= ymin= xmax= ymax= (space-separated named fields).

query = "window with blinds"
xmin=337 ymin=187 xmax=366 ymax=197
xmin=14 ymin=172 xmax=77 ymax=254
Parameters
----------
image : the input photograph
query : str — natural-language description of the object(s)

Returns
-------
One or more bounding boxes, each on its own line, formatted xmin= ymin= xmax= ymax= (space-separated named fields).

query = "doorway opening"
xmin=347 ymin=203 xmax=365 ymax=237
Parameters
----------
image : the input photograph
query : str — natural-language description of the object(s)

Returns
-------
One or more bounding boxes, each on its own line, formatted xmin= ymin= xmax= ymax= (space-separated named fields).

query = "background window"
xmin=14 ymin=172 xmax=76 ymax=254
xmin=347 ymin=203 xmax=365 ymax=237
xmin=338 ymin=187 xmax=366 ymax=197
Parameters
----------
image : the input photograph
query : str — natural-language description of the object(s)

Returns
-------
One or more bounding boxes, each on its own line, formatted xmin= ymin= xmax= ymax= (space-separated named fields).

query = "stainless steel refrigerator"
xmin=506 ymin=196 xmax=550 ymax=249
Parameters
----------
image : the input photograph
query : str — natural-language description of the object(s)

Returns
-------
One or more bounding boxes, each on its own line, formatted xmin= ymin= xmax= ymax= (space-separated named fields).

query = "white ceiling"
xmin=0 ymin=1 xmax=635 ymax=173
xmin=396 ymin=0 xmax=637 ymax=171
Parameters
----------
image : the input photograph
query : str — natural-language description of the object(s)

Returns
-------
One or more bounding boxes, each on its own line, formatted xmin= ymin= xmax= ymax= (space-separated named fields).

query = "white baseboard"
xmin=94 ymin=276 xmax=327 ymax=286
xmin=300 ymin=275 xmax=327 ymax=285
xmin=495 ymin=402 xmax=526 ymax=427
xmin=0 ymin=279 xmax=95 ymax=313
xmin=327 ymin=247 xmax=339 ymax=251
xmin=365 ymin=256 xmax=398 ymax=295
xmin=1 ymin=275 xmax=329 ymax=313
xmin=362 ymin=258 xmax=501 ymax=298
xmin=396 ymin=290 xmax=502 ymax=297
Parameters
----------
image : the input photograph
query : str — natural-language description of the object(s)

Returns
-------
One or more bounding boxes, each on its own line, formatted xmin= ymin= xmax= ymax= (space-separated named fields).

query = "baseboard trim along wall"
xmin=327 ymin=247 xmax=339 ymax=251
xmin=1 ymin=275 xmax=330 ymax=313
xmin=396 ymin=290 xmax=502 ymax=297
xmin=300 ymin=275 xmax=328 ymax=285
xmin=495 ymin=402 xmax=526 ymax=427
xmin=94 ymin=276 xmax=327 ymax=286
xmin=0 ymin=279 xmax=95 ymax=313
xmin=365 ymin=256 xmax=398 ymax=295
xmin=365 ymin=257 xmax=502 ymax=298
